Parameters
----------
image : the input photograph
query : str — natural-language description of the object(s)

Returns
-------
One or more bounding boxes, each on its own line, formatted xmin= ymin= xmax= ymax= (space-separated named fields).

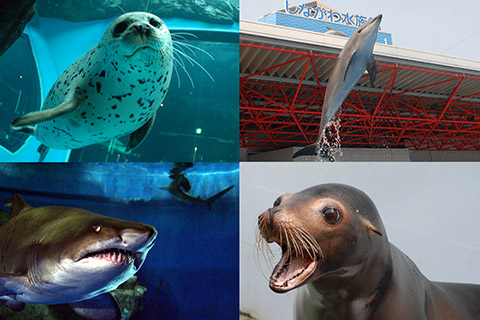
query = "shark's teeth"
xmin=84 ymin=248 xmax=136 ymax=265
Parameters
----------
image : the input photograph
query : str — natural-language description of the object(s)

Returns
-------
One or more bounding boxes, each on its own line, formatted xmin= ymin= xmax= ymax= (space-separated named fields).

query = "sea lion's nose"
xmin=268 ymin=207 xmax=281 ymax=227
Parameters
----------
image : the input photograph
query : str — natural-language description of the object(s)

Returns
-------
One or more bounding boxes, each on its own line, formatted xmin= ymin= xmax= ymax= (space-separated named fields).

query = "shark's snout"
xmin=119 ymin=225 xmax=157 ymax=252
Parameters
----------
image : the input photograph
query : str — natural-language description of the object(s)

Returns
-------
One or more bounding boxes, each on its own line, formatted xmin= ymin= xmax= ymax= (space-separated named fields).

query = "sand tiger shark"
xmin=293 ymin=14 xmax=382 ymax=159
xmin=0 ymin=194 xmax=157 ymax=320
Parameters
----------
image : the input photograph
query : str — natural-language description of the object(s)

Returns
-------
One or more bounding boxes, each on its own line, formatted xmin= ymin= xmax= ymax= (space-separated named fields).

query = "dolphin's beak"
xmin=373 ymin=14 xmax=382 ymax=23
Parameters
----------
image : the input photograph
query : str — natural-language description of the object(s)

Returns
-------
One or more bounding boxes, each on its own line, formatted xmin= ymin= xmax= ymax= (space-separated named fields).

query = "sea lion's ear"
xmin=361 ymin=218 xmax=383 ymax=236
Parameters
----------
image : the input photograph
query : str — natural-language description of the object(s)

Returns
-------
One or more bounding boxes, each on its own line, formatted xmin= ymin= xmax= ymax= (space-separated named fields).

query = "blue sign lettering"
xmin=284 ymin=0 xmax=378 ymax=28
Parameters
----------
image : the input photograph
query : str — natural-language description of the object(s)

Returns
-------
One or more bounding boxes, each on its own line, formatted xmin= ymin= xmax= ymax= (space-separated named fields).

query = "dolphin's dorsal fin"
xmin=4 ymin=194 xmax=32 ymax=219
xmin=366 ymin=56 xmax=377 ymax=86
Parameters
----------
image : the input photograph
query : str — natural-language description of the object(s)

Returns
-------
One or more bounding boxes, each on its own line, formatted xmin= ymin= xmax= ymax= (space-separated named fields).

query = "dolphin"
xmin=0 ymin=194 xmax=157 ymax=320
xmin=293 ymin=14 xmax=382 ymax=159
xmin=160 ymin=179 xmax=234 ymax=210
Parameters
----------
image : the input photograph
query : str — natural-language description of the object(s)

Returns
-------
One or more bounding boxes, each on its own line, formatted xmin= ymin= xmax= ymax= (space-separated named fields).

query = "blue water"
xmin=0 ymin=14 xmax=239 ymax=162
xmin=0 ymin=162 xmax=239 ymax=319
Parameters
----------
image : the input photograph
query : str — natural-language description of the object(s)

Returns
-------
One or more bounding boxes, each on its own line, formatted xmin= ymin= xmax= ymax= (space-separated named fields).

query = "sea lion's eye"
xmin=149 ymin=18 xmax=161 ymax=28
xmin=113 ymin=21 xmax=128 ymax=37
xmin=273 ymin=197 xmax=281 ymax=207
xmin=322 ymin=208 xmax=341 ymax=225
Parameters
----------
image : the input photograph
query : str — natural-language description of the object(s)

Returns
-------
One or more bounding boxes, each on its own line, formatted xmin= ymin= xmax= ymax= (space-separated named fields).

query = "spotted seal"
xmin=257 ymin=183 xmax=480 ymax=320
xmin=11 ymin=12 xmax=173 ymax=160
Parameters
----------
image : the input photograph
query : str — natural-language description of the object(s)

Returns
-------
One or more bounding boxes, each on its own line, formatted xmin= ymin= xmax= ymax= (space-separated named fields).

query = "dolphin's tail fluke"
xmin=293 ymin=144 xmax=336 ymax=161
xmin=206 ymin=185 xmax=235 ymax=209
xmin=292 ymin=144 xmax=319 ymax=159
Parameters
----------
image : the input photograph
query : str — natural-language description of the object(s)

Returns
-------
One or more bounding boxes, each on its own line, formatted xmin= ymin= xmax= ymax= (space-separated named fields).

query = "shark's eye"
xmin=92 ymin=224 xmax=102 ymax=233
xmin=321 ymin=208 xmax=341 ymax=225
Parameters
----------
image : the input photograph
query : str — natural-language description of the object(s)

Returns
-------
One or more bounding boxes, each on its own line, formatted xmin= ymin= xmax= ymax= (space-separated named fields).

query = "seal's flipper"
xmin=206 ymin=185 xmax=234 ymax=209
xmin=37 ymin=144 xmax=50 ymax=162
xmin=11 ymin=94 xmax=81 ymax=129
xmin=69 ymin=292 xmax=121 ymax=320
xmin=125 ymin=113 xmax=156 ymax=152
xmin=10 ymin=125 xmax=35 ymax=135
xmin=367 ymin=56 xmax=377 ymax=86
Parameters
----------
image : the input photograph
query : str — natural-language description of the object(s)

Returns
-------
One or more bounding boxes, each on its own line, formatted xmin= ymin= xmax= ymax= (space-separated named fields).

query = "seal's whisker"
xmin=173 ymin=54 xmax=194 ymax=88
xmin=115 ymin=5 xmax=126 ymax=14
xmin=172 ymin=41 xmax=215 ymax=82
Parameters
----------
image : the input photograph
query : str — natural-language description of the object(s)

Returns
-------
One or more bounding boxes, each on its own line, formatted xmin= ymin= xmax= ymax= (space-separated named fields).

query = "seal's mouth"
xmin=125 ymin=45 xmax=157 ymax=58
xmin=269 ymin=245 xmax=320 ymax=293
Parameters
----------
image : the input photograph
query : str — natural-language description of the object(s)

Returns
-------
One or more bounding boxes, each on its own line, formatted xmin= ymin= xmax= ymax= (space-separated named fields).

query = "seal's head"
xmin=102 ymin=12 xmax=173 ymax=60
xmin=257 ymin=183 xmax=389 ymax=293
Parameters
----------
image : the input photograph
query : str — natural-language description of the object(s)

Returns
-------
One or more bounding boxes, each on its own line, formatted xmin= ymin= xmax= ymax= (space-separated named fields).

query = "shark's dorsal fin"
xmin=366 ymin=55 xmax=377 ymax=86
xmin=4 ymin=194 xmax=32 ymax=220
xmin=69 ymin=292 xmax=121 ymax=320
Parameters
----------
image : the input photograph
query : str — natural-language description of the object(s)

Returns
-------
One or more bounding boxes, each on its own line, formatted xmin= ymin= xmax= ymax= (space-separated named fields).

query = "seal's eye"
xmin=113 ymin=21 xmax=128 ymax=37
xmin=149 ymin=18 xmax=161 ymax=28
xmin=273 ymin=197 xmax=281 ymax=207
xmin=322 ymin=208 xmax=341 ymax=225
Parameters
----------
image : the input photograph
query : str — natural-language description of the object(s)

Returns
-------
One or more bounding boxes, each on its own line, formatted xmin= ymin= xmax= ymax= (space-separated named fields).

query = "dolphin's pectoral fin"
xmin=69 ymin=292 xmax=121 ymax=320
xmin=366 ymin=56 xmax=377 ymax=86
xmin=126 ymin=113 xmax=156 ymax=152
xmin=11 ymin=93 xmax=82 ymax=130
xmin=343 ymin=51 xmax=359 ymax=82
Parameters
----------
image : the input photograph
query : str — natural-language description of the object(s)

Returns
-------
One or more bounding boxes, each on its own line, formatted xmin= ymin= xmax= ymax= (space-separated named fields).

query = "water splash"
xmin=315 ymin=117 xmax=343 ymax=162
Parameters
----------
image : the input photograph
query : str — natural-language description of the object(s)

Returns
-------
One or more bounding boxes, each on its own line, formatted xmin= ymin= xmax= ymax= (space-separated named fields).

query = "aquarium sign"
xmin=284 ymin=1 xmax=372 ymax=28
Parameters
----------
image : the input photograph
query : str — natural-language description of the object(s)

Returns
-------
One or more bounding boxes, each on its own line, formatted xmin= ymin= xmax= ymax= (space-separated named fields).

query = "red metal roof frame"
xmin=240 ymin=43 xmax=480 ymax=151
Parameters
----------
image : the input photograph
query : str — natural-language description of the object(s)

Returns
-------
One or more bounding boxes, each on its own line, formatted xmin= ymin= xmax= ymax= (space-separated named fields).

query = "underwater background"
xmin=0 ymin=0 xmax=239 ymax=162
xmin=0 ymin=162 xmax=239 ymax=319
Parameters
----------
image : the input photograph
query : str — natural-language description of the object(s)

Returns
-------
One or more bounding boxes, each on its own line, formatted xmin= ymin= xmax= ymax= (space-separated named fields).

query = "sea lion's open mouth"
xmin=269 ymin=246 xmax=319 ymax=293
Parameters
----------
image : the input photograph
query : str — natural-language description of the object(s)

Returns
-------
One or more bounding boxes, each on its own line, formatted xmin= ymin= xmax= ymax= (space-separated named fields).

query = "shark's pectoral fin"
xmin=11 ymin=91 xmax=82 ymax=130
xmin=0 ymin=299 xmax=25 ymax=311
xmin=69 ymin=292 xmax=121 ymax=320
xmin=0 ymin=273 xmax=27 ymax=311
xmin=366 ymin=55 xmax=377 ymax=86
xmin=126 ymin=113 xmax=156 ymax=152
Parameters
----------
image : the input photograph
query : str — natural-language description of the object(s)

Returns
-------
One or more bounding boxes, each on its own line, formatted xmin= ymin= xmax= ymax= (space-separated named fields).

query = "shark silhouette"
xmin=160 ymin=162 xmax=234 ymax=209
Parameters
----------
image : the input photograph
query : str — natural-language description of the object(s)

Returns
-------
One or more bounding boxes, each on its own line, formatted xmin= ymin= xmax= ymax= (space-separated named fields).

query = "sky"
xmin=240 ymin=0 xmax=480 ymax=61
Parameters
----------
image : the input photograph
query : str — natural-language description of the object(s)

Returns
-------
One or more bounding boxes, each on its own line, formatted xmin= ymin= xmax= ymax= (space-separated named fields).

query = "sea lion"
xmin=257 ymin=183 xmax=480 ymax=320
xmin=11 ymin=11 xmax=173 ymax=161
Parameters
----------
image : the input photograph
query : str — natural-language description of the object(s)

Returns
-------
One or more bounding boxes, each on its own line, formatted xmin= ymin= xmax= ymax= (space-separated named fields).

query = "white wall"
xmin=240 ymin=162 xmax=480 ymax=319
